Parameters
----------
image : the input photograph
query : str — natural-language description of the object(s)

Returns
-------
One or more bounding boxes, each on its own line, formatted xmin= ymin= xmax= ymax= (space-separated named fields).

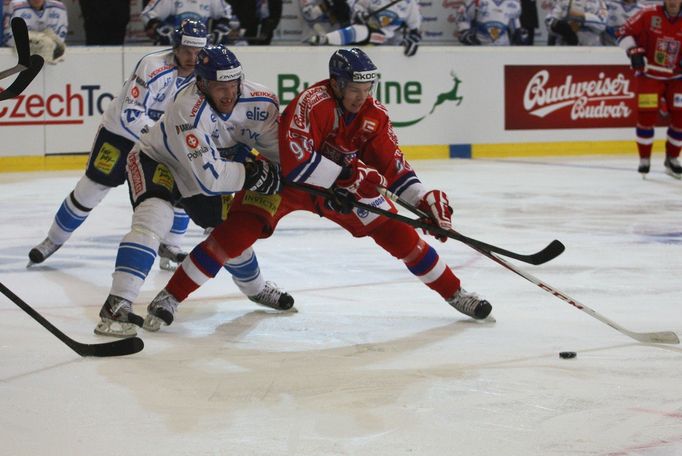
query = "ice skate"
xmin=158 ymin=243 xmax=187 ymax=271
xmin=308 ymin=33 xmax=328 ymax=46
xmin=447 ymin=288 xmax=492 ymax=320
xmin=144 ymin=289 xmax=179 ymax=331
xmin=638 ymin=158 xmax=650 ymax=178
xmin=248 ymin=281 xmax=296 ymax=311
xmin=94 ymin=295 xmax=144 ymax=338
xmin=27 ymin=237 xmax=61 ymax=267
xmin=664 ymin=157 xmax=682 ymax=179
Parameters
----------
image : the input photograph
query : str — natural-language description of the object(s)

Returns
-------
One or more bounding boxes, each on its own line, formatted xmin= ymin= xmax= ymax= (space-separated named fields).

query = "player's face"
xmin=339 ymin=81 xmax=373 ymax=113
xmin=665 ymin=0 xmax=682 ymax=15
xmin=174 ymin=46 xmax=203 ymax=73
xmin=205 ymin=79 xmax=240 ymax=114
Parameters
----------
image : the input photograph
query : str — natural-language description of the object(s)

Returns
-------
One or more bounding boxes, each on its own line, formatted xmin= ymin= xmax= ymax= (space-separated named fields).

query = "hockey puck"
xmin=559 ymin=351 xmax=577 ymax=359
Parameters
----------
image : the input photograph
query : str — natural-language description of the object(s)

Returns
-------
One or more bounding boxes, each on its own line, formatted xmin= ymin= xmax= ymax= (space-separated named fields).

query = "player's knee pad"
xmin=131 ymin=197 xmax=174 ymax=242
xmin=72 ymin=175 xmax=111 ymax=210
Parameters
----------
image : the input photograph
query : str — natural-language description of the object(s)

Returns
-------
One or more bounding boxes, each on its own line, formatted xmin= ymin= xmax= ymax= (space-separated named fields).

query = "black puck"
xmin=559 ymin=351 xmax=577 ymax=359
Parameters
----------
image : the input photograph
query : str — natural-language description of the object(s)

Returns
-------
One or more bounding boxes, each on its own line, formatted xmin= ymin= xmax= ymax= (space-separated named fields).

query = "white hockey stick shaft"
xmin=0 ymin=63 xmax=28 ymax=81
xmin=486 ymin=251 xmax=679 ymax=344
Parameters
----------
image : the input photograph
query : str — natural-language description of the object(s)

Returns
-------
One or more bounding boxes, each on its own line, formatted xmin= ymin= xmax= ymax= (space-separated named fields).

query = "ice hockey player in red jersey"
xmin=618 ymin=0 xmax=682 ymax=178
xmin=147 ymin=47 xmax=492 ymax=327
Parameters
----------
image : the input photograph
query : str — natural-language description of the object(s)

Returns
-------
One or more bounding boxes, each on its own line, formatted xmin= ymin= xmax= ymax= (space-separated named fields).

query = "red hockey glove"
xmin=417 ymin=190 xmax=453 ymax=242
xmin=626 ymin=47 xmax=646 ymax=71
xmin=335 ymin=160 xmax=387 ymax=199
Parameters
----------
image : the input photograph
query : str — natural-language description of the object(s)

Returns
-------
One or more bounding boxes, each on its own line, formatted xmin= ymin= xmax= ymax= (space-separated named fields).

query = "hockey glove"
xmin=325 ymin=188 xmax=355 ymax=214
xmin=243 ymin=160 xmax=282 ymax=195
xmin=155 ymin=24 xmax=174 ymax=45
xmin=211 ymin=22 xmax=231 ymax=45
xmin=417 ymin=190 xmax=453 ymax=243
xmin=627 ymin=47 xmax=646 ymax=71
xmin=549 ymin=19 xmax=578 ymax=45
xmin=459 ymin=29 xmax=481 ymax=46
xmin=511 ymin=27 xmax=530 ymax=45
xmin=402 ymin=28 xmax=421 ymax=57
xmin=335 ymin=159 xmax=387 ymax=199
xmin=351 ymin=5 xmax=369 ymax=24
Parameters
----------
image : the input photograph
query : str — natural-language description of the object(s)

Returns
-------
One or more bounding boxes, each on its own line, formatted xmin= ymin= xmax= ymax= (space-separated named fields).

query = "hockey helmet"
xmin=173 ymin=19 xmax=208 ymax=48
xmin=329 ymin=48 xmax=378 ymax=85
xmin=195 ymin=45 xmax=243 ymax=82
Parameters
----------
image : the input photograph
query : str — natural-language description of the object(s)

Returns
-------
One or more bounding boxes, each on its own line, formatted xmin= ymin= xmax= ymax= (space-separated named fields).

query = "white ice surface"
xmin=1 ymin=156 xmax=681 ymax=456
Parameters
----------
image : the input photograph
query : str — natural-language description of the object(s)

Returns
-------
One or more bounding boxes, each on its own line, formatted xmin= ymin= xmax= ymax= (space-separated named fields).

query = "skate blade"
xmin=94 ymin=319 xmax=138 ymax=338
xmin=143 ymin=314 xmax=165 ymax=332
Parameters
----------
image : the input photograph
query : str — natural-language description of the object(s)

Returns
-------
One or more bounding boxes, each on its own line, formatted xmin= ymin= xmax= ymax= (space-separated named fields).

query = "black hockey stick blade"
xmin=0 ymin=282 xmax=144 ymax=357
xmin=0 ymin=54 xmax=44 ymax=101
xmin=12 ymin=17 xmax=31 ymax=68
xmin=287 ymin=181 xmax=564 ymax=265
xmin=379 ymin=187 xmax=565 ymax=265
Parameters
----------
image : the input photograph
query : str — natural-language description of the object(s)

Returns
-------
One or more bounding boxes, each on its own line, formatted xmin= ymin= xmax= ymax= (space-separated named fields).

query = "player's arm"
xmin=279 ymin=102 xmax=344 ymax=188
xmin=141 ymin=0 xmax=172 ymax=40
xmin=616 ymin=10 xmax=646 ymax=71
xmin=250 ymin=97 xmax=282 ymax=164
xmin=118 ymin=61 xmax=158 ymax=140
xmin=582 ymin=0 xmax=608 ymax=32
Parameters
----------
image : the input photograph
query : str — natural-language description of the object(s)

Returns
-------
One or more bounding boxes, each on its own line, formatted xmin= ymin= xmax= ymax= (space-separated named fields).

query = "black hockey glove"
xmin=549 ymin=19 xmax=578 ymax=45
xmin=402 ymin=28 xmax=421 ymax=57
xmin=243 ymin=160 xmax=282 ymax=195
xmin=211 ymin=22 xmax=231 ymax=45
xmin=511 ymin=27 xmax=530 ymax=45
xmin=459 ymin=29 xmax=481 ymax=46
xmin=325 ymin=188 xmax=355 ymax=214
xmin=153 ymin=23 xmax=174 ymax=45
xmin=627 ymin=47 xmax=646 ymax=71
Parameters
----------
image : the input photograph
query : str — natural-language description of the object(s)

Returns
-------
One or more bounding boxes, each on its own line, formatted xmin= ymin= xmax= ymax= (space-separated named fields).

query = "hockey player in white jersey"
xmin=308 ymin=0 xmax=423 ymax=57
xmin=456 ymin=0 xmax=526 ymax=45
xmin=96 ymin=45 xmax=293 ymax=337
xmin=3 ymin=0 xmax=67 ymax=63
xmin=27 ymin=20 xmax=208 ymax=270
xmin=603 ymin=0 xmax=641 ymax=45
xmin=545 ymin=0 xmax=608 ymax=46
xmin=141 ymin=0 xmax=239 ymax=46
xmin=299 ymin=0 xmax=351 ymax=35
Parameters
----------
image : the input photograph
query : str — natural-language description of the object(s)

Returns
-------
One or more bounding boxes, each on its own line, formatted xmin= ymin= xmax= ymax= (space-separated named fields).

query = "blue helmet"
xmin=195 ymin=45 xmax=243 ymax=82
xmin=329 ymin=48 xmax=378 ymax=85
xmin=172 ymin=19 xmax=208 ymax=48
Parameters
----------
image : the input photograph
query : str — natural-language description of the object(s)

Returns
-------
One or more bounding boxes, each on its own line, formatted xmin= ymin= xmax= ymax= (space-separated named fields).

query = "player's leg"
xmin=144 ymin=191 xmax=296 ymax=331
xmin=634 ymin=78 xmax=663 ymax=176
xmin=664 ymin=80 xmax=682 ymax=178
xmin=94 ymin=150 xmax=175 ymax=337
xmin=28 ymin=127 xmax=134 ymax=265
xmin=158 ymin=205 xmax=190 ymax=271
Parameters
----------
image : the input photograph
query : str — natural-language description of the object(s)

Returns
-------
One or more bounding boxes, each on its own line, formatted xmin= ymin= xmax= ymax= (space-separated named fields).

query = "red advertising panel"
xmin=505 ymin=65 xmax=639 ymax=130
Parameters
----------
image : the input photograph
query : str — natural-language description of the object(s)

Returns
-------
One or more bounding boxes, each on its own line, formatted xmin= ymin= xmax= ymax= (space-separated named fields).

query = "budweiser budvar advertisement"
xmin=505 ymin=65 xmax=639 ymax=130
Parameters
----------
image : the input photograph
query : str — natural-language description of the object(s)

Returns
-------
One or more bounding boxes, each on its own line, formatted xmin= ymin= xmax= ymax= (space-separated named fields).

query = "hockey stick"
xmin=0 ymin=18 xmax=31 ymax=80
xmin=0 ymin=54 xmax=44 ymax=101
xmin=366 ymin=0 xmax=405 ymax=19
xmin=379 ymin=189 xmax=680 ymax=344
xmin=286 ymin=181 xmax=564 ymax=265
xmin=0 ymin=282 xmax=144 ymax=357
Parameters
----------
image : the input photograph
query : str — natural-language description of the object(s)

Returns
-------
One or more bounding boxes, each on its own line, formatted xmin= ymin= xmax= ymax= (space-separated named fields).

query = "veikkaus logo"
xmin=523 ymin=70 xmax=634 ymax=120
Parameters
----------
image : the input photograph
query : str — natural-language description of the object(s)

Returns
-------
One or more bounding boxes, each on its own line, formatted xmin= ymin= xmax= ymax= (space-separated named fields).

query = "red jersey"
xmin=619 ymin=5 xmax=682 ymax=78
xmin=279 ymin=80 xmax=423 ymax=199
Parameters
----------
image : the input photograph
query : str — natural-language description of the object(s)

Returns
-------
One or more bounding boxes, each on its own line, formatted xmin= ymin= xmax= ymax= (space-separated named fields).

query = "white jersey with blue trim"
xmin=141 ymin=0 xmax=233 ymax=28
xmin=101 ymin=49 xmax=194 ymax=143
xmin=546 ymin=0 xmax=608 ymax=46
xmin=604 ymin=0 xmax=641 ymax=44
xmin=456 ymin=0 xmax=522 ymax=45
xmin=351 ymin=0 xmax=421 ymax=42
xmin=3 ymin=0 xmax=68 ymax=47
xmin=139 ymin=79 xmax=281 ymax=198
